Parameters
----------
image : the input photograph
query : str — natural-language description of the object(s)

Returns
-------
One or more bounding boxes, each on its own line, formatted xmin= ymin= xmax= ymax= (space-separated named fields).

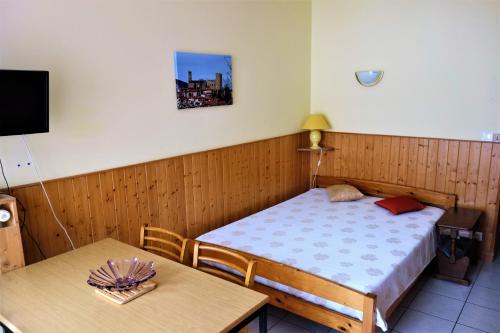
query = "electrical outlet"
xmin=493 ymin=134 xmax=500 ymax=143
xmin=482 ymin=132 xmax=493 ymax=141
xmin=15 ymin=161 xmax=32 ymax=168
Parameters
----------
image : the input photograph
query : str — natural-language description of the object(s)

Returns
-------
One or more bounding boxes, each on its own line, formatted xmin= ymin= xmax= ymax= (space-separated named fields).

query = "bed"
xmin=195 ymin=177 xmax=456 ymax=333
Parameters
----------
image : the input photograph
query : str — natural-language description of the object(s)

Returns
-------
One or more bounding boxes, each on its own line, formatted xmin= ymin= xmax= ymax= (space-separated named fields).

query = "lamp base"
xmin=309 ymin=130 xmax=322 ymax=149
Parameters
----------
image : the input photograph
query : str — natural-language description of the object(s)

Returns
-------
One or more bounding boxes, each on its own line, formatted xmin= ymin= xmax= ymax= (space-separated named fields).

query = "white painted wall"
xmin=311 ymin=0 xmax=500 ymax=141
xmin=3 ymin=0 xmax=499 ymax=187
xmin=0 ymin=0 xmax=311 ymax=186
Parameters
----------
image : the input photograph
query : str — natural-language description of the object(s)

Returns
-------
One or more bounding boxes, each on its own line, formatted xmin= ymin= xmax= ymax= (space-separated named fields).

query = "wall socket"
xmin=15 ymin=161 xmax=32 ymax=168
xmin=493 ymin=134 xmax=500 ymax=143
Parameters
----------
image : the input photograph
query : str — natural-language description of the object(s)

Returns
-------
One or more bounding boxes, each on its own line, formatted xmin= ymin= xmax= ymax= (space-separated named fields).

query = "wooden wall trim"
xmin=12 ymin=133 xmax=311 ymax=264
xmin=10 ymin=132 xmax=306 ymax=191
xmin=11 ymin=130 xmax=500 ymax=263
xmin=322 ymin=130 xmax=494 ymax=144
xmin=313 ymin=132 xmax=500 ymax=261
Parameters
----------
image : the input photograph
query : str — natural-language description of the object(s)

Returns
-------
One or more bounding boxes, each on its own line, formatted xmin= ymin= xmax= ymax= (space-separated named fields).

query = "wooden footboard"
xmin=252 ymin=254 xmax=376 ymax=333
xmin=190 ymin=241 xmax=377 ymax=333
xmin=254 ymin=283 xmax=365 ymax=332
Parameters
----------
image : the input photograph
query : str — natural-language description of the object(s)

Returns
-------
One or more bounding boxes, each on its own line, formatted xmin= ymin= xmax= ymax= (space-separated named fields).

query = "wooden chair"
xmin=192 ymin=241 xmax=257 ymax=288
xmin=193 ymin=242 xmax=258 ymax=333
xmin=139 ymin=224 xmax=188 ymax=264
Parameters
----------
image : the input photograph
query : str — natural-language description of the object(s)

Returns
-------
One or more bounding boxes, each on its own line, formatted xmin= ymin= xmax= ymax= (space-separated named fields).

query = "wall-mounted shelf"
xmin=297 ymin=147 xmax=334 ymax=153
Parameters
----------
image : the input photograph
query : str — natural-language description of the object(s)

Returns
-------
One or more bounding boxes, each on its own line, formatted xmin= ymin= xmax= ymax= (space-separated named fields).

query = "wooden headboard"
xmin=316 ymin=176 xmax=457 ymax=209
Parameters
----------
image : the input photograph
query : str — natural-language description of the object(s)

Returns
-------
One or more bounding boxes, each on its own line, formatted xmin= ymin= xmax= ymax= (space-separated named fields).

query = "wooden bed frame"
xmin=194 ymin=177 xmax=457 ymax=333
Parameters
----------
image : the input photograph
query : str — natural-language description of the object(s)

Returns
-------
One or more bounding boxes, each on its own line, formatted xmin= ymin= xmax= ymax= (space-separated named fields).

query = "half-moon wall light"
xmin=355 ymin=70 xmax=384 ymax=87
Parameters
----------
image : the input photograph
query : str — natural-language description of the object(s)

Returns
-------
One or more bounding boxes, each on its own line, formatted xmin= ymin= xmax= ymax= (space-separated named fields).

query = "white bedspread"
xmin=197 ymin=189 xmax=444 ymax=331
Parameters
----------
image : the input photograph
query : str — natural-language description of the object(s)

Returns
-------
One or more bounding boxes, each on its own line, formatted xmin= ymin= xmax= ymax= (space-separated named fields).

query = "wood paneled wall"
xmin=10 ymin=130 xmax=500 ymax=263
xmin=313 ymin=132 xmax=500 ymax=261
xmin=12 ymin=133 xmax=310 ymax=264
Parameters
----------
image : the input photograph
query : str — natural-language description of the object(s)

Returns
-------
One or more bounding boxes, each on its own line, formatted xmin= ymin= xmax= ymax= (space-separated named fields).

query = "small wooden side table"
xmin=435 ymin=207 xmax=481 ymax=286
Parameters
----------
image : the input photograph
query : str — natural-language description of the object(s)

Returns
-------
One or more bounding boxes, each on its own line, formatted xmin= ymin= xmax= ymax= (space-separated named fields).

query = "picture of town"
xmin=174 ymin=52 xmax=233 ymax=110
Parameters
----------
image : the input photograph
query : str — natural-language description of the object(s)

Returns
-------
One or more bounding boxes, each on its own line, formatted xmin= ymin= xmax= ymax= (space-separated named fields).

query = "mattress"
xmin=196 ymin=188 xmax=445 ymax=331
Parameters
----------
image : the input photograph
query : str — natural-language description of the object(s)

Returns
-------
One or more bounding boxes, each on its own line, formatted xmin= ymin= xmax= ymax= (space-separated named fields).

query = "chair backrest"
xmin=140 ymin=224 xmax=188 ymax=264
xmin=193 ymin=241 xmax=256 ymax=288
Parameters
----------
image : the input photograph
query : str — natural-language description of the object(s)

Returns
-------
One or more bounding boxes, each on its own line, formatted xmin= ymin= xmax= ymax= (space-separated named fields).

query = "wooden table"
xmin=0 ymin=238 xmax=268 ymax=333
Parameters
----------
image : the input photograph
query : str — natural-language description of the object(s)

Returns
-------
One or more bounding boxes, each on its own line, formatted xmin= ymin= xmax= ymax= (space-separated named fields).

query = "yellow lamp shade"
xmin=302 ymin=114 xmax=331 ymax=130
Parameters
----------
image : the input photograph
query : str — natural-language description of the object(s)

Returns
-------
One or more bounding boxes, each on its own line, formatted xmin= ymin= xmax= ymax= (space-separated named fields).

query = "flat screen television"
xmin=0 ymin=70 xmax=49 ymax=136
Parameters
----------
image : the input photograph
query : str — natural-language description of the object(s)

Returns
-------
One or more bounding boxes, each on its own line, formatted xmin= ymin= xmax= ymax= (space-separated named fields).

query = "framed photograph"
xmin=174 ymin=52 xmax=233 ymax=110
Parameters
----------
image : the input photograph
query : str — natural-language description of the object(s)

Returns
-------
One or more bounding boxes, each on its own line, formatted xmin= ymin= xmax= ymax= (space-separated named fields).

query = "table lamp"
xmin=302 ymin=114 xmax=331 ymax=149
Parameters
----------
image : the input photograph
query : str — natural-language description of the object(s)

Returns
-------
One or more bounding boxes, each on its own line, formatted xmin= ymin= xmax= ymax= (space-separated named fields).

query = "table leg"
xmin=259 ymin=304 xmax=267 ymax=333
xmin=450 ymin=229 xmax=458 ymax=264
xmin=228 ymin=304 xmax=268 ymax=333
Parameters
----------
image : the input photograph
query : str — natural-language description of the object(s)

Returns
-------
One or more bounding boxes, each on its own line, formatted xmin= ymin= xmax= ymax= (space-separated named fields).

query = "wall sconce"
xmin=355 ymin=70 xmax=384 ymax=87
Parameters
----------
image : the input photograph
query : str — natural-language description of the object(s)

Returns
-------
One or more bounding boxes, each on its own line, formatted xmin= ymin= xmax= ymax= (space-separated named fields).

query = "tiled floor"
xmin=249 ymin=258 xmax=500 ymax=333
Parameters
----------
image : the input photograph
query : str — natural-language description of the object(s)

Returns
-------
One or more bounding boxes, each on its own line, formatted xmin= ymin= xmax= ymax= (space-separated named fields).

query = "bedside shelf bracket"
xmin=297 ymin=147 xmax=334 ymax=153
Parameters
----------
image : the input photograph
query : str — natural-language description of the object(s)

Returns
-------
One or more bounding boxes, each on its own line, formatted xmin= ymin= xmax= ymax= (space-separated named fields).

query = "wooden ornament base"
xmin=95 ymin=281 xmax=157 ymax=305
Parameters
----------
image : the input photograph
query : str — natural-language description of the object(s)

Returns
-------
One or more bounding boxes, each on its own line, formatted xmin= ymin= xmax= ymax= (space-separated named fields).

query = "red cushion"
xmin=375 ymin=196 xmax=426 ymax=215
